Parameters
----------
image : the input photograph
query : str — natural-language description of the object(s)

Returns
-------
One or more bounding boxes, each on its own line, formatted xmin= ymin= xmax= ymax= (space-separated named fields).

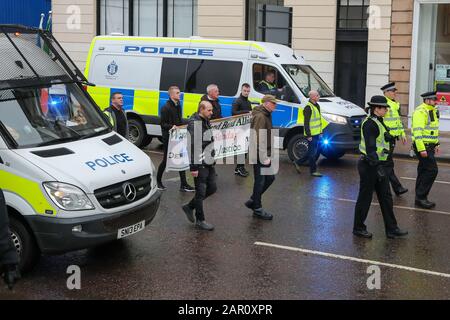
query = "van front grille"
xmin=94 ymin=174 xmax=151 ymax=209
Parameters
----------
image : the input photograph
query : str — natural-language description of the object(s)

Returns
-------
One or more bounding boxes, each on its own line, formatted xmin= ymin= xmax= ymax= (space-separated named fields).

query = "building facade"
xmin=22 ymin=0 xmax=450 ymax=130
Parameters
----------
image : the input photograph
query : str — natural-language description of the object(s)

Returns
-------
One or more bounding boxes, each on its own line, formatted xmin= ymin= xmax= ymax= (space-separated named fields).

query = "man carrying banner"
xmin=245 ymin=95 xmax=277 ymax=220
xmin=182 ymin=101 xmax=217 ymax=231
xmin=157 ymin=86 xmax=195 ymax=192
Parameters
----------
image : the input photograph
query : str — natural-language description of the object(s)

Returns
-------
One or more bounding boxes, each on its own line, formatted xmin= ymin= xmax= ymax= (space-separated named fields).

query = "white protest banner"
xmin=166 ymin=114 xmax=251 ymax=172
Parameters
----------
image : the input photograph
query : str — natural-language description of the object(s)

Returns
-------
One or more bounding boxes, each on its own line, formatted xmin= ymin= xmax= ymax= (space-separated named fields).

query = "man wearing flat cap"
xmin=353 ymin=95 xmax=408 ymax=239
xmin=412 ymin=91 xmax=440 ymax=209
xmin=381 ymin=82 xmax=408 ymax=196
xmin=245 ymin=95 xmax=277 ymax=221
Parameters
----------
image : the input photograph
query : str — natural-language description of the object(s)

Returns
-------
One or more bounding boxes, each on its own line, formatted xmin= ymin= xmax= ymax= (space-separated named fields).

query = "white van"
xmin=85 ymin=36 xmax=367 ymax=161
xmin=0 ymin=25 xmax=161 ymax=271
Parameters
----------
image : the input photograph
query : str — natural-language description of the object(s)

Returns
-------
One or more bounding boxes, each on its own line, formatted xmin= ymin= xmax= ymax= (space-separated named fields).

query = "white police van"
xmin=85 ymin=35 xmax=367 ymax=160
xmin=0 ymin=25 xmax=161 ymax=271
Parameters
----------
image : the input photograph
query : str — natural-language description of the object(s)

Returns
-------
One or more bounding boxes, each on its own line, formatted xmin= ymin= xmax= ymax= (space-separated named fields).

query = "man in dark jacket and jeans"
xmin=0 ymin=189 xmax=20 ymax=290
xmin=200 ymin=84 xmax=222 ymax=120
xmin=182 ymin=101 xmax=217 ymax=231
xmin=157 ymin=86 xmax=194 ymax=192
xmin=245 ymin=95 xmax=277 ymax=220
xmin=232 ymin=83 xmax=252 ymax=177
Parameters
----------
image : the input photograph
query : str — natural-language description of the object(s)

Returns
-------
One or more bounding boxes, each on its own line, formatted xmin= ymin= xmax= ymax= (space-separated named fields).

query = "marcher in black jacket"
xmin=0 ymin=189 xmax=20 ymax=290
xmin=181 ymin=101 xmax=216 ymax=231
xmin=157 ymin=86 xmax=194 ymax=192
xmin=232 ymin=83 xmax=252 ymax=177
xmin=200 ymin=84 xmax=222 ymax=120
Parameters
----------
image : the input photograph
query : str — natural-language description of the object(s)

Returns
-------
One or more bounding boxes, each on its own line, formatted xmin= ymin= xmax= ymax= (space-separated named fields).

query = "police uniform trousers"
xmin=384 ymin=139 xmax=403 ymax=194
xmin=187 ymin=166 xmax=217 ymax=221
xmin=353 ymin=159 xmax=399 ymax=233
xmin=414 ymin=147 xmax=438 ymax=200
xmin=0 ymin=189 xmax=19 ymax=267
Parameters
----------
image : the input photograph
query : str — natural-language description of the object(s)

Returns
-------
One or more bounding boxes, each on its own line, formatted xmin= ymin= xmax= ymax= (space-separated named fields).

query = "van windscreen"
xmin=283 ymin=65 xmax=334 ymax=98
xmin=0 ymin=83 xmax=110 ymax=149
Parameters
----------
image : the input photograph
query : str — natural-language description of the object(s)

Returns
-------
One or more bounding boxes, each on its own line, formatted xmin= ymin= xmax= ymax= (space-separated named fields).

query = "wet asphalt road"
xmin=1 ymin=141 xmax=450 ymax=300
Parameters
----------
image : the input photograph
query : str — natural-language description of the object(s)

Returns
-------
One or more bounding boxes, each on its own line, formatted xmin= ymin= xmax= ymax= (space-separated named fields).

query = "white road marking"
xmin=254 ymin=241 xmax=450 ymax=278
xmin=337 ymin=198 xmax=450 ymax=216
xmin=400 ymin=176 xmax=450 ymax=185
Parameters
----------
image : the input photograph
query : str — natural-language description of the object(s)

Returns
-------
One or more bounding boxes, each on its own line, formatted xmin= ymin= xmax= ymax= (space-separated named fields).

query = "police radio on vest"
xmin=124 ymin=46 xmax=214 ymax=56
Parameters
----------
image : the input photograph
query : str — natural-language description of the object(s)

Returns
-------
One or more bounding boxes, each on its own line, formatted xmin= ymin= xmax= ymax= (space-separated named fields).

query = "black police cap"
xmin=420 ymin=91 xmax=437 ymax=100
xmin=367 ymin=95 xmax=389 ymax=108
xmin=381 ymin=82 xmax=397 ymax=92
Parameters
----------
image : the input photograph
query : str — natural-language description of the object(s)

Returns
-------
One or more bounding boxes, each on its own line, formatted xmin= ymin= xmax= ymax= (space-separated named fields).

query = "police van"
xmin=85 ymin=36 xmax=367 ymax=161
xmin=0 ymin=25 xmax=161 ymax=271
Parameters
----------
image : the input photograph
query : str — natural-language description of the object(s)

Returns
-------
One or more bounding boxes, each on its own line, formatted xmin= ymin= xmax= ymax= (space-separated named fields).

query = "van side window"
xmin=185 ymin=60 xmax=243 ymax=96
xmin=160 ymin=58 xmax=188 ymax=92
xmin=253 ymin=63 xmax=299 ymax=104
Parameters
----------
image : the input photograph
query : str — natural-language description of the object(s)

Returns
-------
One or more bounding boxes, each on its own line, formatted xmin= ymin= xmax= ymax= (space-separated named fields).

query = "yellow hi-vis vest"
xmin=384 ymin=97 xmax=405 ymax=138
xmin=259 ymin=80 xmax=276 ymax=90
xmin=359 ymin=116 xmax=390 ymax=161
xmin=412 ymin=103 xmax=439 ymax=152
xmin=304 ymin=101 xmax=322 ymax=136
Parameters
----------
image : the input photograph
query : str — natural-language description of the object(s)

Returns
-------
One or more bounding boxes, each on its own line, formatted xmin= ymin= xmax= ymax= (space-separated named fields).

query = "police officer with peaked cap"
xmin=353 ymin=95 xmax=408 ymax=239
xmin=380 ymin=82 xmax=408 ymax=196
xmin=412 ymin=91 xmax=440 ymax=209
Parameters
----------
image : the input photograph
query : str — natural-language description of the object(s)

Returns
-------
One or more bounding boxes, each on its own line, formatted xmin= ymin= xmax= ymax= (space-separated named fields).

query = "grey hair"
xmin=206 ymin=84 xmax=218 ymax=94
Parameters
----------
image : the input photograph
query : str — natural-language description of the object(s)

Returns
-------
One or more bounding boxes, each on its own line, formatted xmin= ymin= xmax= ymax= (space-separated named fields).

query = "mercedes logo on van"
xmin=122 ymin=182 xmax=137 ymax=202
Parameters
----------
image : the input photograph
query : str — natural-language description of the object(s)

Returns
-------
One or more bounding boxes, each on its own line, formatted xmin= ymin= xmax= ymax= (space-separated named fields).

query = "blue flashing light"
xmin=323 ymin=139 xmax=329 ymax=145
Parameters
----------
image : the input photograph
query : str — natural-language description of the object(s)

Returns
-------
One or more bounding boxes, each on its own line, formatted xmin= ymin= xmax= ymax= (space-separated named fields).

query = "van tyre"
xmin=128 ymin=118 xmax=150 ymax=148
xmin=287 ymin=134 xmax=320 ymax=164
xmin=9 ymin=216 xmax=40 ymax=273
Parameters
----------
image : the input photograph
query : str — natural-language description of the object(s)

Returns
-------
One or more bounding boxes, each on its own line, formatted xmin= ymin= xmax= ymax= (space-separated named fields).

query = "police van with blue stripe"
xmin=85 ymin=36 xmax=367 ymax=161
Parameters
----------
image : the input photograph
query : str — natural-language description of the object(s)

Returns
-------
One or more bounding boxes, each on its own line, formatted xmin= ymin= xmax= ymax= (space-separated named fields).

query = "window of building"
xmin=414 ymin=3 xmax=450 ymax=119
xmin=185 ymin=60 xmax=243 ymax=96
xmin=337 ymin=0 xmax=370 ymax=29
xmin=98 ymin=0 xmax=197 ymax=37
xmin=246 ymin=0 xmax=292 ymax=47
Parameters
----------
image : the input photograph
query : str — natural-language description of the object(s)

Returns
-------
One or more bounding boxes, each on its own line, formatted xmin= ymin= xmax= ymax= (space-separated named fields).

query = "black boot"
xmin=415 ymin=199 xmax=435 ymax=209
xmin=2 ymin=264 xmax=20 ymax=290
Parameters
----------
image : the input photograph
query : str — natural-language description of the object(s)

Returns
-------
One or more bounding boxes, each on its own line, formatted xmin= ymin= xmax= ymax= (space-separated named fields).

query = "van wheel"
xmin=287 ymin=134 xmax=309 ymax=163
xmin=9 ymin=216 xmax=40 ymax=273
xmin=141 ymin=135 xmax=153 ymax=148
xmin=128 ymin=118 xmax=149 ymax=148
xmin=321 ymin=148 xmax=345 ymax=160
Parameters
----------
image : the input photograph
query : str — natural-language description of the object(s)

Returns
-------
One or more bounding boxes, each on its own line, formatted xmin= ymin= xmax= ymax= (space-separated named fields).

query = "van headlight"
xmin=43 ymin=182 xmax=94 ymax=211
xmin=322 ymin=113 xmax=347 ymax=125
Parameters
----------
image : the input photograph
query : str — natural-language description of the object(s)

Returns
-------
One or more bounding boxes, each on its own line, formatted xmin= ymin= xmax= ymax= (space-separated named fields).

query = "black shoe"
xmin=157 ymin=183 xmax=167 ymax=191
xmin=253 ymin=208 xmax=273 ymax=220
xmin=180 ymin=184 xmax=195 ymax=192
xmin=386 ymin=228 xmax=408 ymax=239
xmin=182 ymin=204 xmax=195 ymax=223
xmin=245 ymin=199 xmax=255 ymax=210
xmin=235 ymin=167 xmax=249 ymax=177
xmin=415 ymin=199 xmax=435 ymax=209
xmin=394 ymin=187 xmax=408 ymax=196
xmin=2 ymin=264 xmax=20 ymax=290
xmin=195 ymin=220 xmax=214 ymax=231
xmin=352 ymin=229 xmax=373 ymax=239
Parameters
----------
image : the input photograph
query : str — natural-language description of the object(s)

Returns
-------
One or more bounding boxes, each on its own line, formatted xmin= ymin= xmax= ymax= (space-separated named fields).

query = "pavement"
xmin=1 ymin=141 xmax=449 ymax=299
xmin=393 ymin=130 xmax=450 ymax=162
